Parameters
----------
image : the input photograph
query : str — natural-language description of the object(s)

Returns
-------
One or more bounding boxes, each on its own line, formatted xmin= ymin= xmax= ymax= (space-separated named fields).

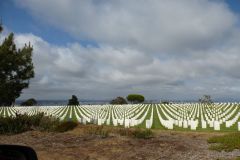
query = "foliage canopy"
xmin=68 ymin=95 xmax=79 ymax=105
xmin=110 ymin=97 xmax=128 ymax=105
xmin=0 ymin=26 xmax=34 ymax=106
xmin=127 ymin=94 xmax=145 ymax=103
xmin=21 ymin=98 xmax=37 ymax=106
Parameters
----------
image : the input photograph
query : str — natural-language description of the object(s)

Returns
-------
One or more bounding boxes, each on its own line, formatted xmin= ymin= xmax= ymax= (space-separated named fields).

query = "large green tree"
xmin=0 ymin=26 xmax=34 ymax=106
xmin=127 ymin=94 xmax=145 ymax=104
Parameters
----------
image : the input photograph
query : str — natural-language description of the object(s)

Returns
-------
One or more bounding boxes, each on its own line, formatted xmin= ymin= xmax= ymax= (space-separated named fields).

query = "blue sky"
xmin=0 ymin=0 xmax=99 ymax=47
xmin=1 ymin=0 xmax=240 ymax=101
xmin=227 ymin=0 xmax=240 ymax=13
xmin=0 ymin=0 xmax=74 ymax=45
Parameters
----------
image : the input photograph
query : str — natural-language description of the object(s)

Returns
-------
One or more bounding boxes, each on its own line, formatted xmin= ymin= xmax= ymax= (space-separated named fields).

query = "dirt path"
xmin=0 ymin=126 xmax=239 ymax=160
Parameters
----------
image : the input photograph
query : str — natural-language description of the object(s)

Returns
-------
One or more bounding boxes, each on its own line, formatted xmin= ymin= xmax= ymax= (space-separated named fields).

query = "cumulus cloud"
xmin=8 ymin=31 xmax=240 ymax=101
xmin=14 ymin=0 xmax=237 ymax=53
xmin=3 ymin=0 xmax=240 ymax=101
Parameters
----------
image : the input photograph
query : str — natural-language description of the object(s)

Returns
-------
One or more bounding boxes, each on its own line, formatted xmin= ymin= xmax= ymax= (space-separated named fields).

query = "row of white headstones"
xmin=0 ymin=103 xmax=239 ymax=131
xmin=156 ymin=103 xmax=240 ymax=130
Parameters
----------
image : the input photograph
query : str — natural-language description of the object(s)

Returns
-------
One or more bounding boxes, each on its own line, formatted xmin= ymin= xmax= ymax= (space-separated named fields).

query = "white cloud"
xmin=15 ymin=0 xmax=237 ymax=53
xmin=3 ymin=31 xmax=238 ymax=101
xmin=3 ymin=0 xmax=240 ymax=101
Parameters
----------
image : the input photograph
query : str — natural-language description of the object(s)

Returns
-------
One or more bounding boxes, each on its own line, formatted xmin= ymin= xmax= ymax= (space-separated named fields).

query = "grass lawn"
xmin=207 ymin=133 xmax=240 ymax=152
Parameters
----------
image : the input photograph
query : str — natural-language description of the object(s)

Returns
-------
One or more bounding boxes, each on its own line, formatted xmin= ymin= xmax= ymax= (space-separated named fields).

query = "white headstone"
xmin=201 ymin=120 xmax=207 ymax=129
xmin=183 ymin=120 xmax=188 ymax=128
xmin=214 ymin=121 xmax=220 ymax=131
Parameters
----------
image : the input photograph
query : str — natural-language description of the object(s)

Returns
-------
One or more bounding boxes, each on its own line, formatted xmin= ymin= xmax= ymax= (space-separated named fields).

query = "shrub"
xmin=161 ymin=100 xmax=170 ymax=104
xmin=0 ymin=114 xmax=31 ymax=134
xmin=110 ymin=97 xmax=128 ymax=105
xmin=0 ymin=113 xmax=78 ymax=134
xmin=21 ymin=98 xmax=37 ymax=106
xmin=38 ymin=116 xmax=61 ymax=132
xmin=0 ymin=113 xmax=45 ymax=134
xmin=132 ymin=129 xmax=153 ymax=139
xmin=29 ymin=112 xmax=44 ymax=126
xmin=118 ymin=128 xmax=153 ymax=139
xmin=54 ymin=121 xmax=78 ymax=132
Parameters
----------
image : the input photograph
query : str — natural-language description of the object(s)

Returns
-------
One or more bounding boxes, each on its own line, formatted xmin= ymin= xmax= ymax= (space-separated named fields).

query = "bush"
xmin=29 ymin=112 xmax=44 ymax=126
xmin=110 ymin=97 xmax=128 ymax=105
xmin=0 ymin=113 xmax=78 ymax=134
xmin=54 ymin=121 xmax=78 ymax=132
xmin=21 ymin=98 xmax=37 ymax=106
xmin=132 ymin=129 xmax=153 ymax=139
xmin=160 ymin=100 xmax=170 ymax=104
xmin=38 ymin=116 xmax=61 ymax=132
xmin=0 ymin=114 xmax=31 ymax=134
xmin=118 ymin=128 xmax=153 ymax=139
xmin=0 ymin=113 xmax=46 ymax=134
xmin=127 ymin=94 xmax=145 ymax=104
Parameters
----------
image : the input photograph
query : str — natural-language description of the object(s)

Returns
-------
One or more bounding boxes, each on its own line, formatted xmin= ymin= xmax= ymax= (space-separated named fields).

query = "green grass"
xmin=207 ymin=133 xmax=240 ymax=152
xmin=235 ymin=157 xmax=240 ymax=160
xmin=151 ymin=105 xmax=167 ymax=129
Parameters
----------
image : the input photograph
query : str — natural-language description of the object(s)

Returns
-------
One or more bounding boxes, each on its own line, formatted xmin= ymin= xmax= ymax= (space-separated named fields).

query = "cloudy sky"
xmin=1 ymin=0 xmax=240 ymax=101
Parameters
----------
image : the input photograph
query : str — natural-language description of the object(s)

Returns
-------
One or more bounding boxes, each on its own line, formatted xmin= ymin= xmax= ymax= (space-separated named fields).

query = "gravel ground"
xmin=0 ymin=126 xmax=239 ymax=160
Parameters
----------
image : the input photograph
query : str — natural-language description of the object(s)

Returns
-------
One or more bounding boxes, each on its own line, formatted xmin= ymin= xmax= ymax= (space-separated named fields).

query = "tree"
xmin=21 ymin=98 xmax=37 ymax=106
xmin=0 ymin=19 xmax=2 ymax=32
xmin=0 ymin=25 xmax=34 ymax=106
xmin=68 ymin=95 xmax=79 ymax=105
xmin=199 ymin=95 xmax=213 ymax=105
xmin=160 ymin=100 xmax=171 ymax=104
xmin=110 ymin=97 xmax=128 ymax=105
xmin=127 ymin=94 xmax=145 ymax=104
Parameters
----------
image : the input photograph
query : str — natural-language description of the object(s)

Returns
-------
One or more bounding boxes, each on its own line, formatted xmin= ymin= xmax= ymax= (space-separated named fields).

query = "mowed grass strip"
xmin=207 ymin=133 xmax=240 ymax=152
xmin=151 ymin=104 xmax=166 ymax=129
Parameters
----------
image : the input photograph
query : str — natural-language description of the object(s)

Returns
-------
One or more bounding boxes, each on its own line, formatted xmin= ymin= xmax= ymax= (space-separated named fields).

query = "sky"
xmin=1 ymin=0 xmax=240 ymax=102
